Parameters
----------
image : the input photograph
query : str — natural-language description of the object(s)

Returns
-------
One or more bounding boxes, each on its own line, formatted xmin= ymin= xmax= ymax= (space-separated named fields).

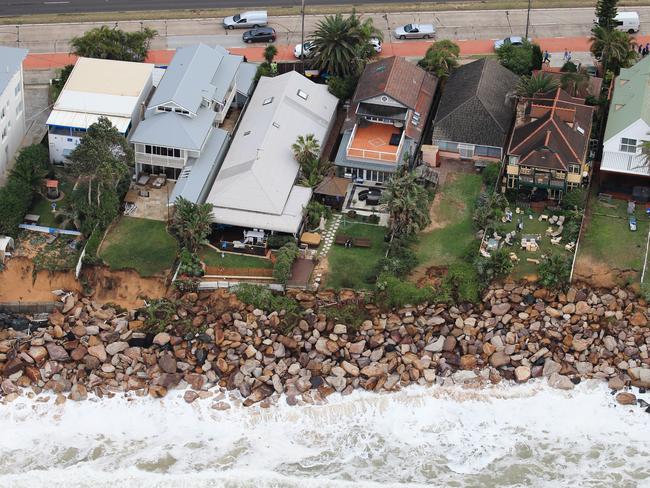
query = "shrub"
xmin=0 ymin=178 xmax=33 ymax=237
xmin=561 ymin=61 xmax=578 ymax=72
xmin=374 ymin=239 xmax=419 ymax=278
xmin=474 ymin=248 xmax=513 ymax=283
xmin=233 ymin=283 xmax=301 ymax=331
xmin=442 ymin=262 xmax=481 ymax=303
xmin=367 ymin=213 xmax=380 ymax=224
xmin=322 ymin=303 xmax=369 ymax=333
xmin=272 ymin=242 xmax=299 ymax=285
xmin=82 ymin=226 xmax=105 ymax=265
xmin=347 ymin=210 xmax=357 ymax=220
xmin=496 ymin=41 xmax=539 ymax=75
xmin=174 ymin=278 xmax=200 ymax=293
xmin=375 ymin=273 xmax=434 ymax=309
xmin=538 ymin=253 xmax=571 ymax=290
xmin=327 ymin=74 xmax=358 ymax=100
xmin=531 ymin=43 xmax=543 ymax=70
xmin=305 ymin=200 xmax=332 ymax=228
xmin=178 ymin=248 xmax=204 ymax=277
xmin=267 ymin=234 xmax=296 ymax=249
xmin=473 ymin=191 xmax=507 ymax=230
xmin=562 ymin=188 xmax=586 ymax=211
xmin=481 ymin=163 xmax=501 ymax=191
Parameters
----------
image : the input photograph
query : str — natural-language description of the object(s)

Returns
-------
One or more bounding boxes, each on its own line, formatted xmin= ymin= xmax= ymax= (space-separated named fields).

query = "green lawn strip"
xmin=325 ymin=221 xmax=387 ymax=290
xmin=29 ymin=196 xmax=59 ymax=228
xmin=579 ymin=197 xmax=649 ymax=276
xmin=99 ymin=217 xmax=178 ymax=276
xmin=416 ymin=173 xmax=482 ymax=267
xmin=199 ymin=246 xmax=273 ymax=269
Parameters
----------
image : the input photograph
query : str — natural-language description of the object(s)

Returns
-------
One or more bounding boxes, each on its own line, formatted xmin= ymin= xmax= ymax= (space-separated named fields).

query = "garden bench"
xmin=335 ymin=235 xmax=350 ymax=246
xmin=353 ymin=238 xmax=371 ymax=248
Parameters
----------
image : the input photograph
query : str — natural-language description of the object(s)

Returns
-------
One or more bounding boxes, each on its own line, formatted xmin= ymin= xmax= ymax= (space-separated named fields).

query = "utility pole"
xmin=525 ymin=0 xmax=532 ymax=39
xmin=300 ymin=0 xmax=306 ymax=74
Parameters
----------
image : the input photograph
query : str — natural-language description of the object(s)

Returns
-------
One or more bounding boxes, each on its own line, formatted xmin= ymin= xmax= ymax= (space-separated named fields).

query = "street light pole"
xmin=525 ymin=0 xmax=532 ymax=39
xmin=300 ymin=0 xmax=306 ymax=74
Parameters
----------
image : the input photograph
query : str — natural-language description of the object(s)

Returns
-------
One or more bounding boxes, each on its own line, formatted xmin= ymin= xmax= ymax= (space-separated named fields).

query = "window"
xmin=507 ymin=174 xmax=516 ymax=189
xmin=15 ymin=100 xmax=22 ymax=116
xmin=14 ymin=83 xmax=21 ymax=96
xmin=174 ymin=108 xmax=189 ymax=114
xmin=272 ymin=121 xmax=280 ymax=128
xmin=0 ymin=108 xmax=4 ymax=119
xmin=569 ymin=164 xmax=580 ymax=174
xmin=157 ymin=106 xmax=172 ymax=112
xmin=263 ymin=97 xmax=274 ymax=106
xmin=296 ymin=89 xmax=308 ymax=100
xmin=620 ymin=137 xmax=637 ymax=153
xmin=144 ymin=145 xmax=180 ymax=157
xmin=1 ymin=128 xmax=6 ymax=141
xmin=567 ymin=182 xmax=579 ymax=191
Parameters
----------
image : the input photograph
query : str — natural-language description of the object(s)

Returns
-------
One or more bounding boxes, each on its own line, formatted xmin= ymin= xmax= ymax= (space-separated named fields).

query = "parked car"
xmin=369 ymin=37 xmax=383 ymax=53
xmin=243 ymin=27 xmax=276 ymax=43
xmin=223 ymin=10 xmax=268 ymax=29
xmin=394 ymin=23 xmax=435 ymax=40
xmin=629 ymin=215 xmax=638 ymax=231
xmin=493 ymin=35 xmax=531 ymax=50
xmin=293 ymin=41 xmax=314 ymax=58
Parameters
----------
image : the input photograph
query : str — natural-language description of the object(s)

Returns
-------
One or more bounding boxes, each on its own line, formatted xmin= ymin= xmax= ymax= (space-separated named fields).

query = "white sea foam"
xmin=0 ymin=381 xmax=649 ymax=488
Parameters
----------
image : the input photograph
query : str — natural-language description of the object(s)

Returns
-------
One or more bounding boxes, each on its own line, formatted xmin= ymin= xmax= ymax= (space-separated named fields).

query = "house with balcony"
xmin=130 ymin=44 xmax=255 ymax=204
xmin=600 ymin=56 xmax=650 ymax=192
xmin=504 ymin=87 xmax=594 ymax=201
xmin=206 ymin=71 xmax=338 ymax=236
xmin=47 ymin=57 xmax=154 ymax=164
xmin=432 ymin=58 xmax=518 ymax=160
xmin=334 ymin=57 xmax=438 ymax=183
xmin=0 ymin=46 xmax=27 ymax=183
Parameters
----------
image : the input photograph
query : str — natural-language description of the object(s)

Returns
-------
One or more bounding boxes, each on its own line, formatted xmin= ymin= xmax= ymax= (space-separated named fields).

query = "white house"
xmin=601 ymin=56 xmax=650 ymax=178
xmin=205 ymin=71 xmax=338 ymax=235
xmin=0 ymin=46 xmax=28 ymax=183
xmin=46 ymin=57 xmax=154 ymax=164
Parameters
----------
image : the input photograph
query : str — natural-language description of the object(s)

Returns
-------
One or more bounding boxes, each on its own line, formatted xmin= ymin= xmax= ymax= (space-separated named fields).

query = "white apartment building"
xmin=0 ymin=46 xmax=28 ymax=182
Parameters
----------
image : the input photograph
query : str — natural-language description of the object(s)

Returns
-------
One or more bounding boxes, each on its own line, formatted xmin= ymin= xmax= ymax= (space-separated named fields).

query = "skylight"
xmin=296 ymin=89 xmax=308 ymax=100
xmin=263 ymin=97 xmax=274 ymax=105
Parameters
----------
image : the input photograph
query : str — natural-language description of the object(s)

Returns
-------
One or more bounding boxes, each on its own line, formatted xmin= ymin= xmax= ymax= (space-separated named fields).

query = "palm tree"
xmin=292 ymin=134 xmax=320 ymax=167
xmin=169 ymin=197 xmax=214 ymax=253
xmin=590 ymin=25 xmax=637 ymax=75
xmin=417 ymin=40 xmax=460 ymax=78
xmin=560 ymin=69 xmax=591 ymax=97
xmin=638 ymin=138 xmax=650 ymax=170
xmin=263 ymin=44 xmax=278 ymax=64
xmin=310 ymin=13 xmax=377 ymax=77
xmin=381 ymin=167 xmax=431 ymax=239
xmin=515 ymin=72 xmax=559 ymax=97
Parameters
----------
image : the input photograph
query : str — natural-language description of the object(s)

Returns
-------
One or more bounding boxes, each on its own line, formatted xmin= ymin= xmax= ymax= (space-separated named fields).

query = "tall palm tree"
xmin=263 ymin=44 xmax=278 ymax=64
xmin=169 ymin=197 xmax=214 ymax=253
xmin=590 ymin=25 xmax=637 ymax=75
xmin=417 ymin=40 xmax=460 ymax=78
xmin=515 ymin=72 xmax=559 ymax=97
xmin=292 ymin=134 xmax=320 ymax=167
xmin=381 ymin=168 xmax=431 ymax=239
xmin=310 ymin=13 xmax=379 ymax=77
xmin=638 ymin=138 xmax=650 ymax=170
xmin=560 ymin=69 xmax=591 ymax=97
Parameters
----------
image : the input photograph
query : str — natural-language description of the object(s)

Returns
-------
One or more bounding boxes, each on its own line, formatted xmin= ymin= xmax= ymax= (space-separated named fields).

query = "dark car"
xmin=243 ymin=27 xmax=276 ymax=43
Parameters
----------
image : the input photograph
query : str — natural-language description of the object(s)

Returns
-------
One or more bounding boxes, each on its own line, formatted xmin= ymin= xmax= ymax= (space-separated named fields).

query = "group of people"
xmin=542 ymin=49 xmax=574 ymax=65
xmin=638 ymin=43 xmax=650 ymax=57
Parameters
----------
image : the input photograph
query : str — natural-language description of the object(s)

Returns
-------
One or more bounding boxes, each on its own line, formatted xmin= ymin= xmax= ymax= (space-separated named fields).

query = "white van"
xmin=223 ymin=11 xmax=268 ymax=30
xmin=614 ymin=11 xmax=640 ymax=33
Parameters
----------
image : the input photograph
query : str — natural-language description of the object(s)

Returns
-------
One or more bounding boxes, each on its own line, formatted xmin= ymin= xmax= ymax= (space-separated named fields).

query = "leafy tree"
xmin=0 ymin=178 xmax=32 ymax=237
xmin=538 ymin=253 xmax=571 ymax=290
xmin=70 ymin=26 xmax=156 ymax=62
xmin=562 ymin=188 xmax=587 ymax=210
xmin=310 ymin=12 xmax=381 ymax=77
xmin=254 ymin=61 xmax=278 ymax=82
xmin=374 ymin=239 xmax=419 ymax=278
xmin=561 ymin=69 xmax=591 ymax=97
xmin=9 ymin=144 xmax=49 ymax=192
xmin=263 ymin=44 xmax=278 ymax=64
xmin=531 ymin=43 xmax=543 ymax=71
xmin=381 ymin=167 xmax=431 ymax=239
xmin=417 ymin=40 xmax=460 ymax=78
xmin=561 ymin=61 xmax=578 ymax=72
xmin=327 ymin=74 xmax=358 ymax=100
xmin=474 ymin=248 xmax=514 ymax=283
xmin=68 ymin=117 xmax=132 ymax=212
xmin=473 ymin=191 xmax=507 ymax=230
xmin=516 ymin=72 xmax=559 ymax=97
xmin=481 ymin=162 xmax=502 ymax=190
xmin=51 ymin=64 xmax=74 ymax=101
xmin=304 ymin=200 xmax=332 ymax=227
xmin=594 ymin=0 xmax=618 ymax=30
xmin=590 ymin=25 xmax=637 ymax=75
xmin=496 ymin=41 xmax=541 ymax=76
xmin=169 ymin=197 xmax=214 ymax=253
xmin=67 ymin=181 xmax=121 ymax=236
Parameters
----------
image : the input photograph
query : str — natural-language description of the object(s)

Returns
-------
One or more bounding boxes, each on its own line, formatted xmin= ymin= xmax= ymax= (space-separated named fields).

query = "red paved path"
xmin=23 ymin=35 xmax=650 ymax=69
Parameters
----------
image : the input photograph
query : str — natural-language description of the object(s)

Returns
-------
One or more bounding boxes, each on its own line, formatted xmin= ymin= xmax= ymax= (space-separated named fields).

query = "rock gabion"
xmin=0 ymin=283 xmax=649 ymax=408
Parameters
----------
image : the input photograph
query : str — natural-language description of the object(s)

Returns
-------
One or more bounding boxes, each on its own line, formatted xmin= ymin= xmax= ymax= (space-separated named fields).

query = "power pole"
xmin=525 ymin=0 xmax=532 ymax=39
xmin=300 ymin=0 xmax=306 ymax=74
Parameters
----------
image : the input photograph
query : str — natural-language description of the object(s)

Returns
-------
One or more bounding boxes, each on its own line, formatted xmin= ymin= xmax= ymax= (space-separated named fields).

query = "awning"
xmin=46 ymin=110 xmax=131 ymax=133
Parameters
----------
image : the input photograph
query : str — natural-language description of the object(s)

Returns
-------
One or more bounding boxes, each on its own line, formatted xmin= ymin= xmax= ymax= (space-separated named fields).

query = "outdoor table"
xmin=24 ymin=214 xmax=40 ymax=224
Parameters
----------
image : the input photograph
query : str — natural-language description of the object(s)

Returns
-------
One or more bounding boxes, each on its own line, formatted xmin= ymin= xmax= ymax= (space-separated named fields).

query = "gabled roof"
xmin=0 ymin=46 xmax=27 ymax=94
xmin=149 ymin=44 xmax=242 ymax=113
xmin=604 ymin=56 xmax=650 ymax=142
xmin=130 ymin=107 xmax=214 ymax=151
xmin=206 ymin=71 xmax=337 ymax=226
xmin=432 ymin=58 xmax=518 ymax=148
xmin=508 ymin=88 xmax=594 ymax=170
xmin=348 ymin=56 xmax=438 ymax=141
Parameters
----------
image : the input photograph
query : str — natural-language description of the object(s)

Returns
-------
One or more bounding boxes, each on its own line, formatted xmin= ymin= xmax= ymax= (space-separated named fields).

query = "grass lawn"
xmin=28 ymin=179 xmax=74 ymax=229
xmin=325 ymin=221 xmax=387 ymax=290
xmin=415 ymin=173 xmax=483 ymax=267
xmin=199 ymin=246 xmax=273 ymax=269
xmin=578 ymin=197 xmax=649 ymax=278
xmin=99 ymin=217 xmax=178 ymax=276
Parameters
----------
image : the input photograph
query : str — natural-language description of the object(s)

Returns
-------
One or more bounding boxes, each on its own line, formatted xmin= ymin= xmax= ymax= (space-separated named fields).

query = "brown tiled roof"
xmin=508 ymin=88 xmax=594 ymax=171
xmin=314 ymin=175 xmax=349 ymax=197
xmin=347 ymin=57 xmax=438 ymax=141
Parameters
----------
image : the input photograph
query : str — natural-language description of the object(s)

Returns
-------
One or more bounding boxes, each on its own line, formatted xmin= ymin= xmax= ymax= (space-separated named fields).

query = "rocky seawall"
xmin=1 ymin=284 xmax=649 ymax=410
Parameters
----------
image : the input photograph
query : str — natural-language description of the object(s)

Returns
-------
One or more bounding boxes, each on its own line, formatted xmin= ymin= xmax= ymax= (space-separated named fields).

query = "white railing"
xmin=215 ymin=86 xmax=237 ymax=125
xmin=135 ymin=152 xmax=186 ymax=169
xmin=346 ymin=125 xmax=403 ymax=163
xmin=601 ymin=151 xmax=650 ymax=176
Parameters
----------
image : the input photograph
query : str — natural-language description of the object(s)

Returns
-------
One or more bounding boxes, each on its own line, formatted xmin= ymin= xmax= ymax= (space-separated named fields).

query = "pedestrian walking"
xmin=563 ymin=49 xmax=569 ymax=61
xmin=639 ymin=44 xmax=643 ymax=55
xmin=566 ymin=51 xmax=572 ymax=62
xmin=543 ymin=50 xmax=550 ymax=64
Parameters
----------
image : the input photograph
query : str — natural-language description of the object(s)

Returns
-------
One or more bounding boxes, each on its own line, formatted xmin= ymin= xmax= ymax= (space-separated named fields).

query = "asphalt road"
xmin=0 ymin=0 xmax=457 ymax=17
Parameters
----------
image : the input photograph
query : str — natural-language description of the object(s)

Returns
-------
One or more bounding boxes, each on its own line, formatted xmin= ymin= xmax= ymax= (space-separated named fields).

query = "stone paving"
xmin=311 ymin=214 xmax=342 ymax=289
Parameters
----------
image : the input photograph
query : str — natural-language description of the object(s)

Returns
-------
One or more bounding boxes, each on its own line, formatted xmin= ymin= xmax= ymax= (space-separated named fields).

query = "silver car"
xmin=394 ymin=23 xmax=435 ymax=40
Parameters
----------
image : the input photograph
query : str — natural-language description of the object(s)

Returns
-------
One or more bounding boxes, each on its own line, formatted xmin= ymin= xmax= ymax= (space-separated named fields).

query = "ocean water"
xmin=0 ymin=380 xmax=648 ymax=488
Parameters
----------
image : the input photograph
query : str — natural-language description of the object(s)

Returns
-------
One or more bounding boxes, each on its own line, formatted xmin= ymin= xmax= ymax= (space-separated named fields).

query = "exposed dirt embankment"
xmin=0 ymin=258 xmax=167 ymax=309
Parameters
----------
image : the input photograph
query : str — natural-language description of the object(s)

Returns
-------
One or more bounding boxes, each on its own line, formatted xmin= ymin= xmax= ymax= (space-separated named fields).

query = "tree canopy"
xmin=496 ymin=41 xmax=542 ymax=76
xmin=417 ymin=40 xmax=460 ymax=78
xmin=169 ymin=197 xmax=214 ymax=253
xmin=70 ymin=26 xmax=156 ymax=62
xmin=516 ymin=72 xmax=559 ymax=97
xmin=381 ymin=167 xmax=431 ymax=239
xmin=590 ymin=25 xmax=637 ymax=75
xmin=594 ymin=0 xmax=619 ymax=30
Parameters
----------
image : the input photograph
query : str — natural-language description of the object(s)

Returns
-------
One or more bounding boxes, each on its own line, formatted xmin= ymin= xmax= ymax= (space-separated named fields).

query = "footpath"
xmin=24 ymin=35 xmax=650 ymax=70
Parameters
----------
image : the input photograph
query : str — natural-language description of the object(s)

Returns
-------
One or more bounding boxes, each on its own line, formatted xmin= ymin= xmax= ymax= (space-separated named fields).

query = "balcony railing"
xmin=345 ymin=125 xmax=404 ymax=163
xmin=135 ymin=152 xmax=186 ymax=169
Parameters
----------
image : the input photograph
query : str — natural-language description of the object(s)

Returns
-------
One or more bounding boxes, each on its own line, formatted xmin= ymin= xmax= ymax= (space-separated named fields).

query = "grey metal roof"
xmin=0 ymin=46 xmax=27 ymax=94
xmin=149 ymin=44 xmax=241 ymax=113
xmin=207 ymin=71 xmax=338 ymax=219
xmin=130 ymin=107 xmax=214 ymax=150
xmin=170 ymin=128 xmax=230 ymax=204
xmin=236 ymin=62 xmax=257 ymax=97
